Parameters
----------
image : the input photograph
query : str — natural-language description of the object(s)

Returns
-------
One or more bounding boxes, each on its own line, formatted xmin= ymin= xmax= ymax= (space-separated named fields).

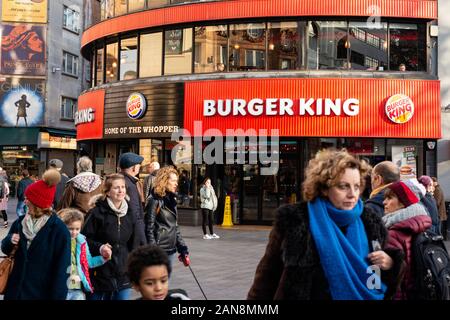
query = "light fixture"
xmin=269 ymin=43 xmax=275 ymax=50
xmin=234 ymin=44 xmax=240 ymax=50
xmin=344 ymin=39 xmax=351 ymax=49
xmin=112 ymin=62 xmax=117 ymax=68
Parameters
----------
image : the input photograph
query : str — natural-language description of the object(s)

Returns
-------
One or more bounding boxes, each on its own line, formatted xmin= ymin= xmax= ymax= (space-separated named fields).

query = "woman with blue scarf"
xmin=248 ymin=149 xmax=403 ymax=300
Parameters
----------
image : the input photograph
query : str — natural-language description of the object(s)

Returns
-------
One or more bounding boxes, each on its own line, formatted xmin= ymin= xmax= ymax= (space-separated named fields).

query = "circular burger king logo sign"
xmin=127 ymin=93 xmax=147 ymax=120
xmin=385 ymin=94 xmax=414 ymax=124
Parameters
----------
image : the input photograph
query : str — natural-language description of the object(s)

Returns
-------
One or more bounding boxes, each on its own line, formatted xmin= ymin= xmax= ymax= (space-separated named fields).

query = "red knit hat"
xmin=25 ymin=169 xmax=61 ymax=209
xmin=387 ymin=181 xmax=419 ymax=208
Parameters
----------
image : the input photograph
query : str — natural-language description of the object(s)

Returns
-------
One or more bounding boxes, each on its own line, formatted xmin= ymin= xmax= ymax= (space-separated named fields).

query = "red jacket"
xmin=386 ymin=215 xmax=432 ymax=300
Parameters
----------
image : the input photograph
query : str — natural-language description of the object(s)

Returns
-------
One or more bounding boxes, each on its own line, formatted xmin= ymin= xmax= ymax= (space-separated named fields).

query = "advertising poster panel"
xmin=1 ymin=0 xmax=48 ymax=23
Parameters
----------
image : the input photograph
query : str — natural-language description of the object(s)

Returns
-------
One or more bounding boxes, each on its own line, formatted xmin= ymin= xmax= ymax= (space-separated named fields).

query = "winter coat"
xmin=73 ymin=233 xmax=106 ymax=293
xmin=144 ymin=170 xmax=158 ymax=201
xmin=0 ymin=181 xmax=9 ymax=211
xmin=57 ymin=172 xmax=103 ymax=215
xmin=386 ymin=214 xmax=431 ymax=300
xmin=53 ymin=174 xmax=70 ymax=209
xmin=433 ymin=184 xmax=447 ymax=221
xmin=1 ymin=214 xmax=71 ymax=300
xmin=16 ymin=177 xmax=33 ymax=201
xmin=364 ymin=187 xmax=387 ymax=218
xmin=83 ymin=198 xmax=140 ymax=292
xmin=420 ymin=193 xmax=440 ymax=234
xmin=145 ymin=191 xmax=188 ymax=256
xmin=200 ymin=185 xmax=218 ymax=211
xmin=247 ymin=202 xmax=404 ymax=300
xmin=123 ymin=172 xmax=147 ymax=246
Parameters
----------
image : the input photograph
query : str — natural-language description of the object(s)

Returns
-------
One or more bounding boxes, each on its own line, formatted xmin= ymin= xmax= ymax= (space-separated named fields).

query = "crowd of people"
xmin=0 ymin=148 xmax=449 ymax=300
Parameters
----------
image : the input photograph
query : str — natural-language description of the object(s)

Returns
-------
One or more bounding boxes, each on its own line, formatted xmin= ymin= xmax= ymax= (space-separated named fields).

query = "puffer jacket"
xmin=145 ymin=191 xmax=188 ymax=256
xmin=57 ymin=172 xmax=103 ymax=215
xmin=200 ymin=185 xmax=218 ymax=211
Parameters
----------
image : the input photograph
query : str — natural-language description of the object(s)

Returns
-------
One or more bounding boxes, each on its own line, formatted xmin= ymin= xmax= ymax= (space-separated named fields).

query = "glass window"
xmin=311 ymin=21 xmax=348 ymax=70
xmin=268 ymin=22 xmax=304 ymax=70
xmin=61 ymin=97 xmax=76 ymax=120
xmin=96 ymin=47 xmax=104 ymax=86
xmin=164 ymin=28 xmax=193 ymax=75
xmin=194 ymin=25 xmax=228 ymax=73
xmin=389 ymin=23 xmax=426 ymax=72
xmin=348 ymin=22 xmax=388 ymax=71
xmin=62 ymin=52 xmax=79 ymax=76
xmin=115 ymin=0 xmax=127 ymax=16
xmin=140 ymin=32 xmax=163 ymax=77
xmin=91 ymin=51 xmax=96 ymax=86
xmin=120 ymin=37 xmax=138 ymax=80
xmin=101 ymin=0 xmax=114 ymax=19
xmin=229 ymin=23 xmax=266 ymax=71
xmin=129 ymin=0 xmax=146 ymax=12
xmin=105 ymin=42 xmax=118 ymax=83
xmin=63 ymin=5 xmax=80 ymax=33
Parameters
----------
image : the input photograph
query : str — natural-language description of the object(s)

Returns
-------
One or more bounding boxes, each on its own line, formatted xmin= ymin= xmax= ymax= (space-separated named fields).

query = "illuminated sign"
xmin=126 ymin=93 xmax=147 ymax=120
xmin=385 ymin=94 xmax=414 ymax=124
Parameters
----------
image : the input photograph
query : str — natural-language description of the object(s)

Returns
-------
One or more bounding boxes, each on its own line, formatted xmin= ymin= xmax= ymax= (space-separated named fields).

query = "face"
xmin=383 ymin=195 xmax=404 ymax=213
xmin=135 ymin=265 xmax=169 ymax=300
xmin=325 ymin=168 xmax=361 ymax=210
xmin=107 ymin=179 xmax=126 ymax=202
xmin=205 ymin=179 xmax=211 ymax=187
xmin=427 ymin=184 xmax=435 ymax=193
xmin=167 ymin=173 xmax=178 ymax=193
xmin=24 ymin=199 xmax=35 ymax=215
xmin=27 ymin=32 xmax=43 ymax=53
xmin=399 ymin=65 xmax=406 ymax=72
xmin=67 ymin=221 xmax=82 ymax=239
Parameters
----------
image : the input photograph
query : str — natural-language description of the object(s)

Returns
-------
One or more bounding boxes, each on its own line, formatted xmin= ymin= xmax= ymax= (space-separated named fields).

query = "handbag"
xmin=0 ymin=245 xmax=18 ymax=294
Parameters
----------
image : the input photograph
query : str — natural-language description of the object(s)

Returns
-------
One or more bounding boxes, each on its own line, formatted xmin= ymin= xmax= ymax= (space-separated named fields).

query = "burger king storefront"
xmin=77 ymin=77 xmax=441 ymax=225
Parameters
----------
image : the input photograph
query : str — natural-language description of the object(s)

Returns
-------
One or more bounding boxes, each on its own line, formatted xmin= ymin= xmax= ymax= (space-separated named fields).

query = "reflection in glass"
xmin=348 ymin=22 xmax=388 ymax=71
xmin=268 ymin=22 xmax=304 ymax=70
xmin=105 ymin=42 xmax=118 ymax=83
xmin=229 ymin=23 xmax=266 ymax=71
xmin=307 ymin=22 xmax=319 ymax=69
xmin=114 ymin=0 xmax=127 ymax=16
xmin=120 ymin=37 xmax=137 ymax=80
xmin=140 ymin=32 xmax=163 ymax=77
xmin=313 ymin=21 xmax=348 ymax=69
xmin=164 ymin=28 xmax=193 ymax=75
xmin=194 ymin=25 xmax=228 ymax=73
xmin=389 ymin=23 xmax=426 ymax=71
xmin=101 ymin=0 xmax=114 ymax=20
xmin=96 ymin=47 xmax=104 ymax=86
xmin=129 ymin=0 xmax=146 ymax=12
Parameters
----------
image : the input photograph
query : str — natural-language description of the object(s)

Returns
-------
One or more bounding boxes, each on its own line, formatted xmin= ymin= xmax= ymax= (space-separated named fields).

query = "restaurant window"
xmin=148 ymin=0 xmax=169 ymax=9
xmin=114 ymin=0 xmax=127 ymax=16
xmin=101 ymin=0 xmax=114 ymax=20
xmin=120 ymin=37 xmax=137 ymax=80
xmin=96 ymin=47 xmax=104 ymax=86
xmin=91 ymin=50 xmax=96 ymax=87
xmin=348 ymin=21 xmax=388 ymax=71
xmin=313 ymin=21 xmax=348 ymax=69
xmin=307 ymin=22 xmax=319 ymax=69
xmin=105 ymin=42 xmax=118 ymax=83
xmin=389 ymin=23 xmax=426 ymax=71
xmin=194 ymin=25 xmax=228 ymax=73
xmin=268 ymin=22 xmax=304 ymax=70
xmin=229 ymin=23 xmax=266 ymax=71
xmin=140 ymin=32 xmax=163 ymax=77
xmin=129 ymin=0 xmax=146 ymax=12
xmin=164 ymin=28 xmax=193 ymax=75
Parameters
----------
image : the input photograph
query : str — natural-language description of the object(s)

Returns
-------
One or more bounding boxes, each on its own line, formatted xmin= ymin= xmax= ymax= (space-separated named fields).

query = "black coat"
xmin=1 ymin=214 xmax=71 ymax=300
xmin=16 ymin=177 xmax=33 ymax=201
xmin=83 ymin=198 xmax=139 ymax=292
xmin=53 ymin=174 xmax=69 ymax=209
xmin=123 ymin=173 xmax=147 ymax=246
xmin=248 ymin=202 xmax=404 ymax=300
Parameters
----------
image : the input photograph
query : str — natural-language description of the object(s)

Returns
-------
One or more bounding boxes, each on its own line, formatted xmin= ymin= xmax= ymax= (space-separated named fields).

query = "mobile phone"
xmin=372 ymin=239 xmax=382 ymax=251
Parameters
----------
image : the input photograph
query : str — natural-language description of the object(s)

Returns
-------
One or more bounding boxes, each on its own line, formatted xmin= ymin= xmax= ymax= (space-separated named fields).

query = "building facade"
xmin=78 ymin=0 xmax=440 ymax=224
xmin=0 ymin=0 xmax=90 ymax=190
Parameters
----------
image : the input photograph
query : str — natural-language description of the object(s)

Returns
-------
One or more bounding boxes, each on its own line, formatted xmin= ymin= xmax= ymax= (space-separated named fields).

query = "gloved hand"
xmin=178 ymin=254 xmax=190 ymax=267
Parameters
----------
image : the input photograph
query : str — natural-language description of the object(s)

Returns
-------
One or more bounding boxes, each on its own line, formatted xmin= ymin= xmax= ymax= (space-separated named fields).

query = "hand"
xmin=100 ymin=243 xmax=112 ymax=260
xmin=368 ymin=250 xmax=393 ymax=271
xmin=11 ymin=233 xmax=20 ymax=245
xmin=178 ymin=254 xmax=190 ymax=267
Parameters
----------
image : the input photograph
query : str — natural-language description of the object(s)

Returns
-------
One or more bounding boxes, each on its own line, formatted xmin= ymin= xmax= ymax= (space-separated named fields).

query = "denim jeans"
xmin=88 ymin=288 xmax=132 ymax=300
xmin=16 ymin=200 xmax=27 ymax=218
xmin=67 ymin=289 xmax=86 ymax=300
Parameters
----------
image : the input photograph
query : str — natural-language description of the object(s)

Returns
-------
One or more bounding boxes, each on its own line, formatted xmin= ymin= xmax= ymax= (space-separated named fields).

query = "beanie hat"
xmin=418 ymin=175 xmax=433 ymax=188
xmin=387 ymin=181 xmax=419 ymax=208
xmin=118 ymin=152 xmax=144 ymax=169
xmin=25 ymin=169 xmax=61 ymax=209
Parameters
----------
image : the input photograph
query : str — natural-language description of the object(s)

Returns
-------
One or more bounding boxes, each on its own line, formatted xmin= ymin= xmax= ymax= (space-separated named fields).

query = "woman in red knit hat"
xmin=382 ymin=181 xmax=432 ymax=300
xmin=1 ymin=169 xmax=71 ymax=300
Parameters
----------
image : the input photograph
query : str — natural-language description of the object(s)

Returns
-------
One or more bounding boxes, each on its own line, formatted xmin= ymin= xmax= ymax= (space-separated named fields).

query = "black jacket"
xmin=83 ymin=198 xmax=139 ymax=292
xmin=145 ymin=192 xmax=188 ymax=256
xmin=248 ymin=202 xmax=404 ymax=300
xmin=123 ymin=172 xmax=147 ymax=246
xmin=53 ymin=174 xmax=69 ymax=209
xmin=16 ymin=177 xmax=33 ymax=201
xmin=364 ymin=189 xmax=386 ymax=219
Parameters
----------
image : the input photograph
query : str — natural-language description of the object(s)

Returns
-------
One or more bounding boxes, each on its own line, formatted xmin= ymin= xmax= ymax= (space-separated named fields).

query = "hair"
xmin=77 ymin=156 xmax=93 ymax=173
xmin=102 ymin=173 xmax=125 ymax=199
xmin=373 ymin=161 xmax=400 ymax=185
xmin=202 ymin=177 xmax=211 ymax=186
xmin=302 ymin=149 xmax=370 ymax=202
xmin=150 ymin=162 xmax=160 ymax=170
xmin=432 ymin=177 xmax=437 ymax=183
xmin=27 ymin=202 xmax=52 ymax=218
xmin=127 ymin=245 xmax=171 ymax=285
xmin=153 ymin=166 xmax=179 ymax=197
xmin=57 ymin=208 xmax=84 ymax=226
xmin=384 ymin=188 xmax=398 ymax=201
xmin=22 ymin=169 xmax=29 ymax=177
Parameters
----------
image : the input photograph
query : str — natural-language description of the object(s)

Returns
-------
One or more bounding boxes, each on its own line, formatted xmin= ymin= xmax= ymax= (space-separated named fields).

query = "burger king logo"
xmin=127 ymin=93 xmax=147 ymax=120
xmin=385 ymin=94 xmax=414 ymax=124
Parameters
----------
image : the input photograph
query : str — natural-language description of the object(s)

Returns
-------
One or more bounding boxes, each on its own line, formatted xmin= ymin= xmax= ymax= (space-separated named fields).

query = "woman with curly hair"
xmin=248 ymin=149 xmax=404 ymax=300
xmin=145 ymin=166 xmax=189 ymax=267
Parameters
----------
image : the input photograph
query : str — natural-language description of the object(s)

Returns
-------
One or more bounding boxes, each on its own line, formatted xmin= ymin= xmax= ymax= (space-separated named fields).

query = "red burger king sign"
xmin=127 ymin=92 xmax=147 ymax=120
xmin=385 ymin=94 xmax=414 ymax=124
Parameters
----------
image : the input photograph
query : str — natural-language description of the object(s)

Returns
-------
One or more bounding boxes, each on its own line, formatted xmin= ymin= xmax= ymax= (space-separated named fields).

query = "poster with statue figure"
xmin=0 ymin=78 xmax=45 ymax=127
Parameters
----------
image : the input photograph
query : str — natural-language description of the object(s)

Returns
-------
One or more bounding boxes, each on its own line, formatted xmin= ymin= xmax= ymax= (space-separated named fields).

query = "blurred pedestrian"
xmin=49 ymin=159 xmax=70 ymax=209
xmin=248 ymin=149 xmax=403 ymax=300
xmin=418 ymin=175 xmax=440 ymax=234
xmin=16 ymin=169 xmax=33 ymax=218
xmin=200 ymin=177 xmax=219 ymax=239
xmin=1 ymin=169 xmax=71 ymax=300
xmin=0 ymin=170 xmax=9 ymax=228
xmin=432 ymin=177 xmax=447 ymax=240
xmin=144 ymin=161 xmax=160 ymax=202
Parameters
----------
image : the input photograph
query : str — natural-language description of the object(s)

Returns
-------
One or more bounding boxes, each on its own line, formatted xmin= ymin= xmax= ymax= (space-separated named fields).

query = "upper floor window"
xmin=63 ymin=5 xmax=80 ymax=33
xmin=389 ymin=23 xmax=426 ymax=71
xmin=120 ymin=37 xmax=138 ymax=80
xmin=61 ymin=97 xmax=76 ymax=120
xmin=63 ymin=51 xmax=79 ymax=76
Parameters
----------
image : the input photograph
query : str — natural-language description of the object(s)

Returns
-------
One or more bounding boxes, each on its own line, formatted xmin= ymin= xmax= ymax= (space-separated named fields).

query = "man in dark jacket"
xmin=365 ymin=161 xmax=400 ymax=218
xmin=49 ymin=159 xmax=69 ymax=209
xmin=16 ymin=169 xmax=33 ymax=217
xmin=119 ymin=152 xmax=147 ymax=246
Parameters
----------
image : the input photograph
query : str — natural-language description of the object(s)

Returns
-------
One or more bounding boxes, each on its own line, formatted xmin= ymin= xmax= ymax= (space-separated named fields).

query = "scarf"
xmin=308 ymin=198 xmax=386 ymax=300
xmin=382 ymin=202 xmax=428 ymax=228
xmin=370 ymin=183 xmax=391 ymax=199
xmin=21 ymin=213 xmax=51 ymax=249
xmin=106 ymin=197 xmax=128 ymax=217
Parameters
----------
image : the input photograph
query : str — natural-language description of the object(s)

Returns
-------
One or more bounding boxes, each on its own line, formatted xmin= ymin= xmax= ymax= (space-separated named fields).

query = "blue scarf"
xmin=308 ymin=198 xmax=386 ymax=300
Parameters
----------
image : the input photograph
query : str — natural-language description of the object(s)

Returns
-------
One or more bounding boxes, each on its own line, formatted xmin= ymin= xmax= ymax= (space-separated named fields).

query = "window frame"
xmin=60 ymin=96 xmax=77 ymax=121
xmin=62 ymin=51 xmax=80 ymax=77
xmin=63 ymin=5 xmax=80 ymax=34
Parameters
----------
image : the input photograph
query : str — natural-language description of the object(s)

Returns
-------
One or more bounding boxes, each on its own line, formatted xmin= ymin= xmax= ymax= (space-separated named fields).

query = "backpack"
xmin=411 ymin=231 xmax=450 ymax=300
